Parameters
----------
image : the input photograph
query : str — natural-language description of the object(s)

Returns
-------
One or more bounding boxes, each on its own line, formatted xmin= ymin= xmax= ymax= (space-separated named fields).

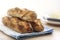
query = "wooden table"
xmin=0 ymin=24 xmax=60 ymax=40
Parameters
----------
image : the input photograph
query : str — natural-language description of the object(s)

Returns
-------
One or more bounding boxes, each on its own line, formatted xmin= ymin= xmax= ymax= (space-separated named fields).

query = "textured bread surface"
xmin=2 ymin=16 xmax=33 ymax=33
xmin=2 ymin=7 xmax=44 ymax=33
xmin=8 ymin=7 xmax=37 ymax=21
xmin=30 ymin=19 xmax=44 ymax=32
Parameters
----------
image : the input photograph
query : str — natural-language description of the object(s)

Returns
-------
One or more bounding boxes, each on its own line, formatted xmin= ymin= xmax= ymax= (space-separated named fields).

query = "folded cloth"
xmin=0 ymin=25 xmax=53 ymax=40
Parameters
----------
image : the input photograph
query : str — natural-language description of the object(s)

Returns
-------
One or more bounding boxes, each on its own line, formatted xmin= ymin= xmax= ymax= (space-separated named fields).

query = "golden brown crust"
xmin=22 ymin=11 xmax=37 ymax=21
xmin=18 ymin=21 xmax=33 ymax=33
xmin=7 ymin=7 xmax=37 ymax=21
xmin=8 ymin=7 xmax=25 ymax=18
xmin=2 ymin=16 xmax=33 ymax=33
xmin=30 ymin=19 xmax=44 ymax=32
xmin=2 ymin=16 xmax=11 ymax=26
xmin=2 ymin=7 xmax=44 ymax=33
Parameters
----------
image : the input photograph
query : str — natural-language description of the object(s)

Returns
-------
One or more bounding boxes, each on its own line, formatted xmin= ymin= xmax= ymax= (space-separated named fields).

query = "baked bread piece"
xmin=7 ymin=7 xmax=37 ymax=21
xmin=7 ymin=7 xmax=27 ymax=18
xmin=30 ymin=19 xmax=44 ymax=32
xmin=2 ymin=16 xmax=11 ymax=27
xmin=2 ymin=16 xmax=33 ymax=33
xmin=22 ymin=11 xmax=37 ymax=21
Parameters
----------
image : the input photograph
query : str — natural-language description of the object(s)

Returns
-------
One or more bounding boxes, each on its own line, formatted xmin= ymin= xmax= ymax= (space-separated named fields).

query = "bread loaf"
xmin=2 ymin=7 xmax=44 ymax=33
xmin=8 ymin=7 xmax=37 ymax=21
xmin=2 ymin=16 xmax=33 ymax=33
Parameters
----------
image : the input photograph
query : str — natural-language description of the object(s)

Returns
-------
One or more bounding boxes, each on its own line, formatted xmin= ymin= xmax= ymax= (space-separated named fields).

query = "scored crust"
xmin=22 ymin=11 xmax=37 ymax=21
xmin=2 ymin=16 xmax=33 ymax=33
xmin=7 ymin=7 xmax=37 ymax=21
xmin=7 ymin=7 xmax=28 ymax=18
xmin=30 ymin=19 xmax=44 ymax=32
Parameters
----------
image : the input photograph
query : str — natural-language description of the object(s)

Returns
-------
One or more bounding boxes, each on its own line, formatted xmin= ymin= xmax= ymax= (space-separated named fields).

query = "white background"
xmin=0 ymin=0 xmax=60 ymax=23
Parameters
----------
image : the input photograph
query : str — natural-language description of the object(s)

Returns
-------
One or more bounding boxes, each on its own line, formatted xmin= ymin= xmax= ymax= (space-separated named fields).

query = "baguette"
xmin=2 ymin=16 xmax=33 ymax=33
xmin=7 ymin=7 xmax=37 ymax=21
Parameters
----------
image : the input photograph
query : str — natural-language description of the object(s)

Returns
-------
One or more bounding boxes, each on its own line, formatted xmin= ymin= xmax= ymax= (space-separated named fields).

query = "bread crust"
xmin=30 ymin=19 xmax=44 ymax=32
xmin=2 ymin=16 xmax=33 ymax=33
xmin=2 ymin=7 xmax=44 ymax=33
xmin=8 ymin=7 xmax=37 ymax=21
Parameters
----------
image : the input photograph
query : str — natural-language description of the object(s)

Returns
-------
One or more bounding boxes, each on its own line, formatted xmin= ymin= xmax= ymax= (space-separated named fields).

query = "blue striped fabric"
xmin=0 ymin=25 xmax=53 ymax=40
